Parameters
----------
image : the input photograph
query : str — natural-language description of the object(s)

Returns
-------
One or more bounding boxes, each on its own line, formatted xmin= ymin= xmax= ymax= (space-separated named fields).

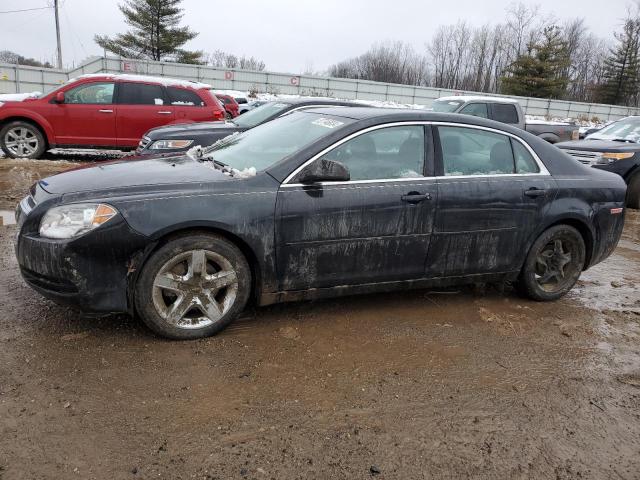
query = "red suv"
xmin=0 ymin=74 xmax=226 ymax=159
xmin=214 ymin=93 xmax=240 ymax=119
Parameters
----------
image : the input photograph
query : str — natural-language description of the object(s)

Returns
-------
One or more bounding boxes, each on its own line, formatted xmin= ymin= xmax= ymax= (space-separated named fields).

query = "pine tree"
xmin=501 ymin=26 xmax=570 ymax=99
xmin=95 ymin=0 xmax=202 ymax=64
xmin=597 ymin=19 xmax=640 ymax=106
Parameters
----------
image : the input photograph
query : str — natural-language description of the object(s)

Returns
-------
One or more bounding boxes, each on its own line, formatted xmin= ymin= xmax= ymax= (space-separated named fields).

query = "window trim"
xmin=282 ymin=121 xmax=549 ymax=186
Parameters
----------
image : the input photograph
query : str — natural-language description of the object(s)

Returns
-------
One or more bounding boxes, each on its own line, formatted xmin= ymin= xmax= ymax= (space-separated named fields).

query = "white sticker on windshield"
xmin=312 ymin=118 xmax=344 ymax=129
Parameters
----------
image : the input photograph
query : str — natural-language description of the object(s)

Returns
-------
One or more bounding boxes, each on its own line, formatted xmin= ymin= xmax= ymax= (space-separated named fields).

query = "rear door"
xmin=276 ymin=124 xmax=438 ymax=290
xmin=115 ymin=82 xmax=175 ymax=147
xmin=49 ymin=81 xmax=117 ymax=146
xmin=429 ymin=124 xmax=555 ymax=277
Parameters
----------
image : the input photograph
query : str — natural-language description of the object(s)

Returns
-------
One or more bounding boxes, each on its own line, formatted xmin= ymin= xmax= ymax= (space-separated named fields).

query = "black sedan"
xmin=15 ymin=108 xmax=626 ymax=339
xmin=137 ymin=98 xmax=361 ymax=155
xmin=557 ymin=116 xmax=640 ymax=209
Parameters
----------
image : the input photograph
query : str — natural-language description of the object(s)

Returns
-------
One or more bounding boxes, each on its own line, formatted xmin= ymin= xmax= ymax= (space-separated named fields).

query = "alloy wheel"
xmin=151 ymin=249 xmax=238 ymax=329
xmin=534 ymin=237 xmax=580 ymax=292
xmin=4 ymin=127 xmax=39 ymax=157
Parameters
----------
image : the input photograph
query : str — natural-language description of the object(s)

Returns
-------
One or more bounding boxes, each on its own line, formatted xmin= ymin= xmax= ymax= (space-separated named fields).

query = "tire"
xmin=517 ymin=225 xmax=586 ymax=302
xmin=627 ymin=172 xmax=640 ymax=210
xmin=225 ymin=111 xmax=232 ymax=120
xmin=135 ymin=233 xmax=251 ymax=340
xmin=0 ymin=121 xmax=46 ymax=159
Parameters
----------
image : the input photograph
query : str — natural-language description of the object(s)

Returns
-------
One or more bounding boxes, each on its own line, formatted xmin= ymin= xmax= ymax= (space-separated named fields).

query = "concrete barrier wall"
xmin=1 ymin=56 xmax=638 ymax=121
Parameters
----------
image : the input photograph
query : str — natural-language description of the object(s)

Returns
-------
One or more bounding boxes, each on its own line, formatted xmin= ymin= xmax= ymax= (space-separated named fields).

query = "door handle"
xmin=98 ymin=109 xmax=113 ymax=113
xmin=401 ymin=192 xmax=432 ymax=204
xmin=524 ymin=188 xmax=547 ymax=198
xmin=157 ymin=111 xmax=173 ymax=115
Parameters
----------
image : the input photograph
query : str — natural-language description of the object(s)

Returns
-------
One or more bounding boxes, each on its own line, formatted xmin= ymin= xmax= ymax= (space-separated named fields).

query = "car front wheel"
xmin=0 ymin=121 xmax=46 ymax=159
xmin=518 ymin=225 xmax=586 ymax=301
xmin=135 ymin=233 xmax=251 ymax=339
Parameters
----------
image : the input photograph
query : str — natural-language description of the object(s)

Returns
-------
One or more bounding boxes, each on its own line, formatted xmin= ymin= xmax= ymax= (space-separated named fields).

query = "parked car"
xmin=214 ymin=93 xmax=239 ymax=118
xmin=557 ymin=116 xmax=640 ymax=209
xmin=137 ymin=98 xmax=360 ymax=155
xmin=234 ymin=97 xmax=250 ymax=114
xmin=242 ymin=100 xmax=267 ymax=114
xmin=432 ymin=96 xmax=579 ymax=143
xmin=16 ymin=108 xmax=626 ymax=339
xmin=0 ymin=74 xmax=226 ymax=159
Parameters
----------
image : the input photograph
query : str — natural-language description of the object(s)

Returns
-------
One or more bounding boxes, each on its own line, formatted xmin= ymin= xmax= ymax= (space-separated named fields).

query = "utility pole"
xmin=54 ymin=0 xmax=63 ymax=69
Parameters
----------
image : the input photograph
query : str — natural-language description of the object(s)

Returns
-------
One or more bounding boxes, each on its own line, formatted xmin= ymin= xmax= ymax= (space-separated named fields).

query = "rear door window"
xmin=438 ymin=126 xmax=515 ymax=176
xmin=459 ymin=103 xmax=489 ymax=119
xmin=117 ymin=82 xmax=167 ymax=105
xmin=512 ymin=139 xmax=540 ymax=173
xmin=491 ymin=103 xmax=519 ymax=124
xmin=166 ymin=87 xmax=205 ymax=106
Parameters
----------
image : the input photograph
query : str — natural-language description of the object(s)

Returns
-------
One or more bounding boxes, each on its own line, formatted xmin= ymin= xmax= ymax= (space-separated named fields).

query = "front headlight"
xmin=596 ymin=152 xmax=635 ymax=165
xmin=39 ymin=203 xmax=118 ymax=239
xmin=149 ymin=139 xmax=194 ymax=150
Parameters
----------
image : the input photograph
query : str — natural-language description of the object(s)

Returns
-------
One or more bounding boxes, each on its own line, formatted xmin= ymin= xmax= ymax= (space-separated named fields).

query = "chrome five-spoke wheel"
xmin=152 ymin=249 xmax=238 ymax=329
xmin=135 ymin=233 xmax=251 ymax=339
xmin=519 ymin=225 xmax=586 ymax=301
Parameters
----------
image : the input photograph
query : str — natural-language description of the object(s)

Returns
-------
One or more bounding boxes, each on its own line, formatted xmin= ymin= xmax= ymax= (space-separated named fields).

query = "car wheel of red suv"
xmin=0 ymin=121 xmax=46 ymax=159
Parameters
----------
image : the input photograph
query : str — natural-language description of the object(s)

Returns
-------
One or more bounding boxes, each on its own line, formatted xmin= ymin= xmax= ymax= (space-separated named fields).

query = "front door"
xmin=429 ymin=124 xmax=555 ymax=277
xmin=50 ymin=81 xmax=117 ymax=146
xmin=276 ymin=124 xmax=437 ymax=291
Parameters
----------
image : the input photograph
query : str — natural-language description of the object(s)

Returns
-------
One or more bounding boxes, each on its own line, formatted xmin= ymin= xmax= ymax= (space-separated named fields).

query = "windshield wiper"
xmin=611 ymin=137 xmax=637 ymax=144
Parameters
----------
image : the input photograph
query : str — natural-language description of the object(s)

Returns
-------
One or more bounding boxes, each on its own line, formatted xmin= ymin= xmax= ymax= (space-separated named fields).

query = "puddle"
xmin=0 ymin=209 xmax=16 ymax=226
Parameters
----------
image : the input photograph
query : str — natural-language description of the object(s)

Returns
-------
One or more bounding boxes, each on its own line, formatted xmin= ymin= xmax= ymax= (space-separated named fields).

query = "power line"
xmin=0 ymin=6 xmax=52 ymax=14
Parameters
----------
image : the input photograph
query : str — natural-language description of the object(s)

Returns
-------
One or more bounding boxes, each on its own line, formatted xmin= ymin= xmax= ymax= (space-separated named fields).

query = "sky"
xmin=0 ymin=0 xmax=631 ymax=73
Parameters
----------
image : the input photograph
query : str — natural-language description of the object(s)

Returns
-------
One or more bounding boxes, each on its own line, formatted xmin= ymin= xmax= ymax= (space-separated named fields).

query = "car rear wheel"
xmin=518 ymin=225 xmax=585 ymax=301
xmin=135 ymin=233 xmax=251 ymax=340
xmin=0 ymin=121 xmax=46 ymax=159
xmin=627 ymin=172 xmax=640 ymax=210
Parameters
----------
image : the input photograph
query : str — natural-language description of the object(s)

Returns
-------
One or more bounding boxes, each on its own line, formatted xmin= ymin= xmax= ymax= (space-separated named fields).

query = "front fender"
xmin=0 ymin=108 xmax=55 ymax=143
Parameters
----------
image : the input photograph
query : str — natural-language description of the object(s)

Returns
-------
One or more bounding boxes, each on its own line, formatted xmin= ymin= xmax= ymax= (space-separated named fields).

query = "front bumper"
xmin=15 ymin=212 xmax=150 ymax=314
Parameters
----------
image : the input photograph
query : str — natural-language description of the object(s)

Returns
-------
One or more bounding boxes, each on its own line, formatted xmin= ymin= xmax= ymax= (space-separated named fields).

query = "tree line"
xmin=329 ymin=3 xmax=640 ymax=107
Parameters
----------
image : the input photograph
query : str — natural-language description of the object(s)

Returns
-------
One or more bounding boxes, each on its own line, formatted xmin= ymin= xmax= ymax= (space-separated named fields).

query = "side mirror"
xmin=297 ymin=158 xmax=350 ymax=184
xmin=55 ymin=92 xmax=65 ymax=104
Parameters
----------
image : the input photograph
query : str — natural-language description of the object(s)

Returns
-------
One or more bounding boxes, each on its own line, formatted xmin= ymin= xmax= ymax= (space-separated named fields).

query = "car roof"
xmin=276 ymin=97 xmax=363 ymax=107
xmin=75 ymin=73 xmax=211 ymax=89
xmin=436 ymin=95 xmax=520 ymax=104
xmin=298 ymin=106 xmax=526 ymax=134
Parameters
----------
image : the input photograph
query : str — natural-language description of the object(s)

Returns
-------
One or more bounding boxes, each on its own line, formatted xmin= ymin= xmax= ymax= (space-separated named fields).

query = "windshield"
xmin=232 ymin=101 xmax=291 ymax=128
xmin=204 ymin=112 xmax=353 ymax=171
xmin=589 ymin=117 xmax=640 ymax=143
xmin=432 ymin=99 xmax=464 ymax=113
xmin=38 ymin=79 xmax=75 ymax=99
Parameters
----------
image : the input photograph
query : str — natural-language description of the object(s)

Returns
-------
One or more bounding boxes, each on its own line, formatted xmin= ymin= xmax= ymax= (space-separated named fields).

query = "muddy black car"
xmin=557 ymin=116 xmax=640 ymax=209
xmin=137 ymin=98 xmax=361 ymax=155
xmin=15 ymin=108 xmax=626 ymax=339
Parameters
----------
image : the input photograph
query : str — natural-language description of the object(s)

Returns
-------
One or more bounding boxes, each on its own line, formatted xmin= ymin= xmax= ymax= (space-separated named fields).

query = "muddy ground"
xmin=0 ymin=157 xmax=639 ymax=479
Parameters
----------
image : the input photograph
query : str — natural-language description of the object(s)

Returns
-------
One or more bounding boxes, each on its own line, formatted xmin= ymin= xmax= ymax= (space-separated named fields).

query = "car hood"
xmin=146 ymin=121 xmax=243 ymax=138
xmin=555 ymin=139 xmax=640 ymax=153
xmin=38 ymin=155 xmax=232 ymax=195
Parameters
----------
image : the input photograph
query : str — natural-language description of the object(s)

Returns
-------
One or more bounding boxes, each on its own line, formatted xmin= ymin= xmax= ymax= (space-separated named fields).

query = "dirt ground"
xmin=1 ymin=156 xmax=640 ymax=480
